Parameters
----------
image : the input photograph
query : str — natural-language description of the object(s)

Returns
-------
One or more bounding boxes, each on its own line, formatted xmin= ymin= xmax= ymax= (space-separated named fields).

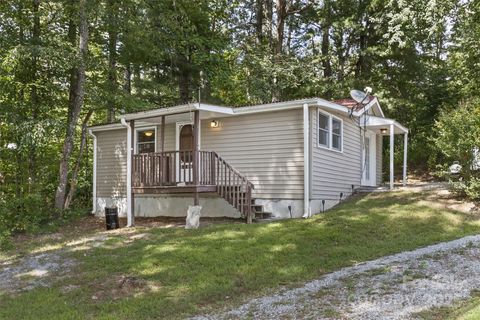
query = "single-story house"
xmin=88 ymin=96 xmax=408 ymax=225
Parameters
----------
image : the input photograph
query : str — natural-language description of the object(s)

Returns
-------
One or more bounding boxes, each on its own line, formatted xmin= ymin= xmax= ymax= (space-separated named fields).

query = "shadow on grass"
xmin=1 ymin=191 xmax=480 ymax=320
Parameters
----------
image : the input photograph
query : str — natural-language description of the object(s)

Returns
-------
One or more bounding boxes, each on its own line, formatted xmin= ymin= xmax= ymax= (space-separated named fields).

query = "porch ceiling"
xmin=361 ymin=115 xmax=408 ymax=135
xmin=139 ymin=110 xmax=233 ymax=125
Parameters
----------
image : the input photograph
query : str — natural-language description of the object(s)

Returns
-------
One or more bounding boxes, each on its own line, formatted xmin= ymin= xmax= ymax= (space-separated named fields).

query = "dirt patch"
xmin=89 ymin=274 xmax=161 ymax=302
xmin=0 ymin=252 xmax=75 ymax=293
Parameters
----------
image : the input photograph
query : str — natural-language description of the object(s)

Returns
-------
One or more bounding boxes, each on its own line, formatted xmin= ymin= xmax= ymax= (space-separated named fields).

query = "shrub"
xmin=0 ymin=194 xmax=52 ymax=247
xmin=432 ymin=100 xmax=480 ymax=201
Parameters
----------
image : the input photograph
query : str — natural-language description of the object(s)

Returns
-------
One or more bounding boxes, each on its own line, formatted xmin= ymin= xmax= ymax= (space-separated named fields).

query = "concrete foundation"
xmin=95 ymin=195 xmax=347 ymax=219
xmin=95 ymin=193 xmax=240 ymax=218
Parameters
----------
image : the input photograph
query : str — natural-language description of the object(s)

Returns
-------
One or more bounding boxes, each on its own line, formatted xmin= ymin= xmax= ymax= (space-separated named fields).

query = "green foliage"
xmin=433 ymin=100 xmax=480 ymax=200
xmin=433 ymin=102 xmax=480 ymax=174
xmin=0 ymin=194 xmax=51 ymax=248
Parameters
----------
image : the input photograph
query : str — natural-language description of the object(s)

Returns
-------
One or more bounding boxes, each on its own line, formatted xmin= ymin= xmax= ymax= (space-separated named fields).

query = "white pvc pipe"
xmin=302 ymin=103 xmax=310 ymax=218
xmin=403 ymin=133 xmax=408 ymax=187
xmin=120 ymin=118 xmax=133 ymax=227
xmin=88 ymin=129 xmax=97 ymax=214
xmin=390 ymin=124 xmax=394 ymax=190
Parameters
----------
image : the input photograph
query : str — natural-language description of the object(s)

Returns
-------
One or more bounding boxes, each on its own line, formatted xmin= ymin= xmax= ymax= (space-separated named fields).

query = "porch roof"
xmin=118 ymin=97 xmax=358 ymax=123
xmin=361 ymin=115 xmax=408 ymax=134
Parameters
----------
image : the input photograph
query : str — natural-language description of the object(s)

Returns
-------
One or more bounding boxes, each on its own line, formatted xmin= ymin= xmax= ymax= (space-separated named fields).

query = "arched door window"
xmin=179 ymin=124 xmax=193 ymax=162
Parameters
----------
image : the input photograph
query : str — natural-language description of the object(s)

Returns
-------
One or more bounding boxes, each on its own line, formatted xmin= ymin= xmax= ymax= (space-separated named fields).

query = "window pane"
xmin=332 ymin=118 xmax=341 ymax=135
xmin=138 ymin=130 xmax=155 ymax=143
xmin=332 ymin=134 xmax=341 ymax=150
xmin=138 ymin=143 xmax=155 ymax=154
xmin=318 ymin=113 xmax=329 ymax=130
xmin=319 ymin=130 xmax=329 ymax=147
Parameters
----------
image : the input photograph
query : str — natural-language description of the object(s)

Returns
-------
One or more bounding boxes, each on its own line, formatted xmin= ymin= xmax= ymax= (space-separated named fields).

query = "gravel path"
xmin=0 ymin=234 xmax=108 ymax=294
xmin=194 ymin=234 xmax=480 ymax=320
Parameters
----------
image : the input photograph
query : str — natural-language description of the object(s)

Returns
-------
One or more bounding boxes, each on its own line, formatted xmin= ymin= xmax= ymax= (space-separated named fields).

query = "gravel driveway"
xmin=194 ymin=234 xmax=480 ymax=320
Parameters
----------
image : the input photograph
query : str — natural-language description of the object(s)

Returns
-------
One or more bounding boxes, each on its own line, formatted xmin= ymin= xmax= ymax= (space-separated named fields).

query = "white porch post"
xmin=403 ymin=133 xmax=408 ymax=187
xmin=302 ymin=103 xmax=310 ymax=218
xmin=121 ymin=118 xmax=134 ymax=227
xmin=389 ymin=124 xmax=394 ymax=190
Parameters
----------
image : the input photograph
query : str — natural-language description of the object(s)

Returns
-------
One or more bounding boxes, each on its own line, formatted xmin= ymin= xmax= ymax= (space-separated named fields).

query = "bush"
xmin=432 ymin=100 xmax=480 ymax=201
xmin=0 ymin=194 xmax=52 ymax=248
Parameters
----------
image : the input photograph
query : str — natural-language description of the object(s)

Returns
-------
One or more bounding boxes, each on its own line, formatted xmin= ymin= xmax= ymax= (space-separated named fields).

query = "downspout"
xmin=120 ymin=118 xmax=133 ymax=227
xmin=88 ymin=129 xmax=97 ymax=214
xmin=302 ymin=103 xmax=311 ymax=218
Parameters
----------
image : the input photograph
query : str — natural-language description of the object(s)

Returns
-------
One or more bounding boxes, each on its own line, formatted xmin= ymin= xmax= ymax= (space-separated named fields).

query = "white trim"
xmin=302 ymin=103 xmax=311 ymax=218
xmin=88 ymin=129 xmax=97 ymax=214
xmin=175 ymin=121 xmax=201 ymax=151
xmin=403 ymin=133 xmax=408 ymax=186
xmin=331 ymin=115 xmax=343 ymax=152
xmin=360 ymin=115 xmax=409 ymax=133
xmin=390 ymin=124 xmax=395 ymax=190
xmin=317 ymin=110 xmax=330 ymax=148
xmin=122 ymin=103 xmax=233 ymax=121
xmin=316 ymin=108 xmax=344 ymax=153
xmin=120 ymin=118 xmax=133 ymax=227
xmin=361 ymin=130 xmax=377 ymax=186
xmin=89 ymin=123 xmax=124 ymax=132
xmin=134 ymin=126 xmax=157 ymax=154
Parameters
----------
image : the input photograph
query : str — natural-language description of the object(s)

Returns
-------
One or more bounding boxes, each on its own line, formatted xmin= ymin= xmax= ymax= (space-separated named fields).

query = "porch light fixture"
xmin=144 ymin=131 xmax=154 ymax=137
xmin=380 ymin=128 xmax=388 ymax=134
xmin=210 ymin=120 xmax=219 ymax=128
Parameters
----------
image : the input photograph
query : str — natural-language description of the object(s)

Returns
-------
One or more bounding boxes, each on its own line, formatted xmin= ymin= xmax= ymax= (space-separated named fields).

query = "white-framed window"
xmin=135 ymin=127 xmax=157 ymax=154
xmin=317 ymin=109 xmax=343 ymax=152
xmin=318 ymin=112 xmax=330 ymax=148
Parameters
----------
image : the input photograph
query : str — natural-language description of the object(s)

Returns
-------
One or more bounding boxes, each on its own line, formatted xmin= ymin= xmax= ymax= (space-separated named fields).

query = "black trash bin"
xmin=105 ymin=207 xmax=120 ymax=230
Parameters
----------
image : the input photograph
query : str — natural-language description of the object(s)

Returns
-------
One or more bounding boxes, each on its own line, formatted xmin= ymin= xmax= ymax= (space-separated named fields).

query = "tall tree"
xmin=54 ymin=0 xmax=89 ymax=211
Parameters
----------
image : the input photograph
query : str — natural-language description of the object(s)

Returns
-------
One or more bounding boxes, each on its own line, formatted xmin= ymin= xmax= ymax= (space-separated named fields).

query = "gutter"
xmin=120 ymin=118 xmax=134 ymax=227
xmin=302 ymin=103 xmax=311 ymax=218
xmin=87 ymin=129 xmax=97 ymax=214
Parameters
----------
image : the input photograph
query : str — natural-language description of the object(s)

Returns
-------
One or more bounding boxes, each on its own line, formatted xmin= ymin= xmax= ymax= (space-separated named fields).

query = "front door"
xmin=176 ymin=122 xmax=194 ymax=184
xmin=361 ymin=131 xmax=377 ymax=186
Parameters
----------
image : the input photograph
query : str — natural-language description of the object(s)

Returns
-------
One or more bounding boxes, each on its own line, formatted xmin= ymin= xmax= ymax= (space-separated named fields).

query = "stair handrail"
xmin=211 ymin=151 xmax=254 ymax=223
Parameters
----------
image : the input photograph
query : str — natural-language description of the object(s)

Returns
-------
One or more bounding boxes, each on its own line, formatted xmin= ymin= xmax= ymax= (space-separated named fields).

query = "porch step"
xmin=254 ymin=211 xmax=272 ymax=220
xmin=355 ymin=185 xmax=391 ymax=193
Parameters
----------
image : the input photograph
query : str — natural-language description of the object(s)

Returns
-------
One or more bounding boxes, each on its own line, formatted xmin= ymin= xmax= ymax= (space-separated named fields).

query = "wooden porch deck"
xmin=132 ymin=150 xmax=255 ymax=222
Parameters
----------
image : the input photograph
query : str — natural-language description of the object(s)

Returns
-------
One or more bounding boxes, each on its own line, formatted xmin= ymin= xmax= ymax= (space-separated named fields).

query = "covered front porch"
xmin=362 ymin=115 xmax=409 ymax=190
xmin=120 ymin=104 xmax=255 ymax=226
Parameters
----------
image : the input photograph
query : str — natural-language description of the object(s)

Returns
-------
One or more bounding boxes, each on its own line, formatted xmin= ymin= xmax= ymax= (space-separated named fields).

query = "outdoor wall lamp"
xmin=380 ymin=128 xmax=388 ymax=134
xmin=210 ymin=120 xmax=219 ymax=128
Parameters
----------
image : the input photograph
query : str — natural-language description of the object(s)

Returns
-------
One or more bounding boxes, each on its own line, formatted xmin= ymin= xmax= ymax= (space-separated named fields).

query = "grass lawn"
xmin=1 ymin=190 xmax=480 ymax=319
xmin=418 ymin=291 xmax=480 ymax=320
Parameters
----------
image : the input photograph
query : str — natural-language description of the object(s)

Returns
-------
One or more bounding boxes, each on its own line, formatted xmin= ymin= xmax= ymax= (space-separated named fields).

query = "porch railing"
xmin=132 ymin=151 xmax=254 ymax=222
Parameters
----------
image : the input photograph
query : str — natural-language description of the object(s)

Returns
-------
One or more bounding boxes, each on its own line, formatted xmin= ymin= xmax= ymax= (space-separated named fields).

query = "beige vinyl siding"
xmin=201 ymin=109 xmax=304 ymax=199
xmin=155 ymin=123 xmax=175 ymax=151
xmin=95 ymin=109 xmax=304 ymax=200
xmin=96 ymin=129 xmax=127 ymax=197
xmin=376 ymin=134 xmax=383 ymax=185
xmin=310 ymin=108 xmax=362 ymax=199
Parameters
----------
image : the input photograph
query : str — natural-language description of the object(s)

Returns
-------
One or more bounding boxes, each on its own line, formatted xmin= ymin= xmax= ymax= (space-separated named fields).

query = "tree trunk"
xmin=29 ymin=0 xmax=41 ymax=189
xmin=321 ymin=1 xmax=332 ymax=79
xmin=256 ymin=0 xmax=264 ymax=43
xmin=265 ymin=0 xmax=273 ymax=50
xmin=178 ymin=55 xmax=191 ymax=103
xmin=124 ymin=63 xmax=132 ymax=95
xmin=106 ymin=0 xmax=118 ymax=123
xmin=272 ymin=0 xmax=288 ymax=102
xmin=64 ymin=110 xmax=93 ymax=210
xmin=54 ymin=0 xmax=89 ymax=212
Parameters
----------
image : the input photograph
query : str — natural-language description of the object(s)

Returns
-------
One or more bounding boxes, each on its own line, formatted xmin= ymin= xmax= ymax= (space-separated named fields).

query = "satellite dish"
xmin=350 ymin=89 xmax=368 ymax=104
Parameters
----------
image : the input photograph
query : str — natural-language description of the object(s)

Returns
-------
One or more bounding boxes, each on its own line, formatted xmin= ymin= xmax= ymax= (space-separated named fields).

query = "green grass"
xmin=2 ymin=191 xmax=480 ymax=319
xmin=418 ymin=291 xmax=480 ymax=319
